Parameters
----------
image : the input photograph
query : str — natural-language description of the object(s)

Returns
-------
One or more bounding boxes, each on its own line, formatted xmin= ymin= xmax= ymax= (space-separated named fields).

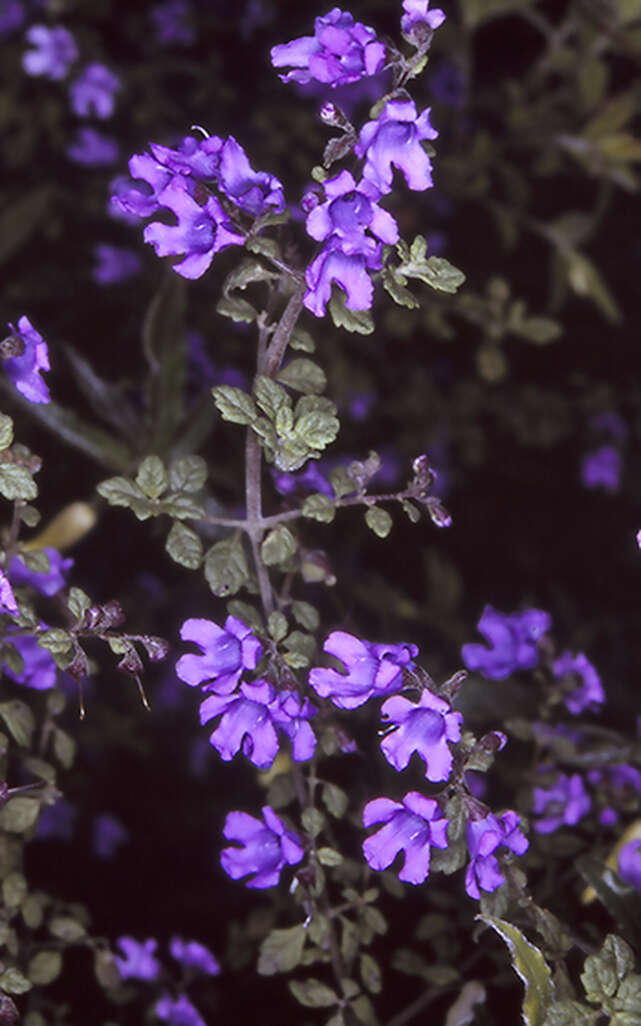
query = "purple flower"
xmin=143 ymin=180 xmax=244 ymax=279
xmin=218 ymin=136 xmax=285 ymax=216
xmin=4 ymin=316 xmax=50 ymax=403
xmin=618 ymin=839 xmax=641 ymax=891
xmin=155 ymin=994 xmax=206 ymax=1026
xmin=273 ymin=462 xmax=333 ymax=498
xmin=591 ymin=411 xmax=626 ymax=442
xmin=176 ymin=616 xmax=262 ymax=694
xmin=401 ymin=0 xmax=446 ymax=38
xmin=10 ymin=548 xmax=73 ymax=597
xmin=150 ymin=134 xmax=223 ymax=180
xmin=581 ymin=445 xmax=621 ymax=493
xmin=271 ymin=8 xmax=386 ymax=89
xmin=110 ymin=155 xmax=175 ymax=220
xmin=429 ymin=60 xmax=465 ymax=109
xmin=69 ymin=63 xmax=121 ymax=119
xmin=0 ymin=571 xmax=18 ymax=616
xmin=356 ymin=99 xmax=438 ymax=195
xmin=0 ymin=0 xmax=24 ymax=40
xmin=362 ymin=792 xmax=449 ymax=885
xmin=3 ymin=633 xmax=57 ymax=690
xmin=23 ymin=25 xmax=78 ymax=80
xmin=199 ymin=680 xmax=317 ymax=768
xmin=587 ymin=765 xmax=641 ymax=825
xmin=150 ymin=0 xmax=195 ymax=46
xmin=220 ymin=806 xmax=304 ymax=888
xmin=465 ymin=811 xmax=528 ymax=899
xmin=92 ymin=244 xmax=142 ymax=285
xmin=36 ymin=797 xmax=76 ymax=842
xmin=380 ymin=689 xmax=462 ymax=782
xmin=309 ymin=631 xmax=417 ymax=709
xmin=532 ymin=772 xmax=591 ymax=834
xmin=306 ymin=170 xmax=398 ymax=246
xmin=66 ymin=127 xmax=119 ymax=166
xmin=461 ymin=605 xmax=551 ymax=680
xmin=114 ymin=937 xmax=161 ymax=981
xmin=92 ymin=812 xmax=129 ymax=858
xmin=553 ymin=651 xmax=604 ymax=715
xmin=169 ymin=936 xmax=220 ymax=975
xmin=303 ymin=233 xmax=382 ymax=317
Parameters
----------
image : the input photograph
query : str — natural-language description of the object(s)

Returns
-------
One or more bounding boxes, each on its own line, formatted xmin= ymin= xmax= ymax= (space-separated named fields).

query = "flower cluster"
xmin=3 ymin=316 xmax=50 ymax=404
xmin=271 ymin=8 xmax=386 ymax=88
xmin=461 ymin=605 xmax=551 ymax=680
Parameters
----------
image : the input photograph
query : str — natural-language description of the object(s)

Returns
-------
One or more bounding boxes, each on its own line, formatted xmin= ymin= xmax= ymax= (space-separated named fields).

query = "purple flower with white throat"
xmin=199 ymin=680 xmax=316 ymax=768
xmin=169 ymin=936 xmax=220 ymax=975
xmin=220 ymin=806 xmax=304 ymax=888
xmin=66 ymin=127 xmax=119 ymax=166
xmin=553 ymin=651 xmax=604 ymax=715
xmin=177 ymin=616 xmax=262 ymax=694
xmin=356 ymin=98 xmax=438 ymax=195
xmin=4 ymin=316 xmax=50 ymax=404
xmin=69 ymin=63 xmax=121 ymax=119
xmin=218 ymin=136 xmax=285 ymax=216
xmin=306 ymin=170 xmax=398 ymax=247
xmin=461 ymin=605 xmax=551 ymax=680
xmin=362 ymin=792 xmax=449 ymax=885
xmin=380 ymin=689 xmax=462 ymax=782
xmin=114 ymin=937 xmax=161 ymax=981
xmin=303 ymin=233 xmax=382 ymax=317
xmin=143 ymin=179 xmax=244 ymax=279
xmin=532 ymin=772 xmax=591 ymax=834
xmin=401 ymin=0 xmax=446 ymax=39
xmin=23 ymin=25 xmax=78 ymax=80
xmin=309 ymin=631 xmax=417 ymax=709
xmin=271 ymin=8 xmax=386 ymax=89
xmin=465 ymin=811 xmax=528 ymax=899
xmin=10 ymin=548 xmax=73 ymax=597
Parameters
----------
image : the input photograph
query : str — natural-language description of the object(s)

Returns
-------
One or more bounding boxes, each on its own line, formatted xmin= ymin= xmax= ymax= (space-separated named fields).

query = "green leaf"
xmin=289 ymin=978 xmax=339 ymax=1008
xmin=2 ymin=871 xmax=27 ymax=909
xmin=565 ymin=250 xmax=620 ymax=323
xmin=63 ymin=345 xmax=141 ymax=441
xmin=382 ymin=270 xmax=420 ymax=310
xmin=258 ymin=925 xmax=306 ymax=975
xmin=612 ymin=975 xmax=641 ymax=1025
xmin=19 ymin=505 xmax=40 ymax=528
xmin=37 ymin=628 xmax=73 ymax=656
xmin=0 ymin=966 xmax=32 ymax=994
xmin=52 ymin=728 xmax=76 ymax=770
xmin=294 ymin=396 xmax=340 ymax=452
xmin=142 ymin=275 xmax=186 ymax=451
xmin=360 ymin=954 xmax=382 ymax=994
xmin=581 ymin=934 xmax=634 ymax=1003
xmin=0 ymin=463 xmax=37 ymax=501
xmin=166 ymin=521 xmax=203 ymax=569
xmin=16 ymin=397 xmax=132 ymax=471
xmin=267 ymin=611 xmax=288 ymax=642
xmin=576 ymin=856 xmax=641 ymax=945
xmin=291 ymin=601 xmax=319 ymax=631
xmin=396 ymin=238 xmax=466 ymax=294
xmin=216 ymin=295 xmax=258 ymax=323
xmin=49 ymin=916 xmax=87 ymax=942
xmin=317 ymin=847 xmax=343 ymax=866
xmin=322 ymin=782 xmax=349 ymax=818
xmin=96 ymin=476 xmax=155 ymax=520
xmin=94 ymin=948 xmax=121 ymax=990
xmin=0 ymin=415 xmax=13 ymax=451
xmin=302 ymin=806 xmax=325 ymax=838
xmin=261 ymin=525 xmax=297 ymax=566
xmin=20 ymin=549 xmax=50 ymax=574
xmin=135 ymin=455 xmax=168 ymax=499
xmin=22 ymin=894 xmax=44 ymax=930
xmin=204 ymin=535 xmax=249 ymax=597
xmin=365 ymin=507 xmax=393 ymax=538
xmin=290 ymin=327 xmax=316 ymax=353
xmin=160 ymin=493 xmax=206 ymax=520
xmin=212 ymin=385 xmax=258 ymax=425
xmin=283 ymin=630 xmax=315 ymax=667
xmin=168 ymin=455 xmax=207 ymax=493
xmin=254 ymin=377 xmax=291 ymax=421
xmin=27 ymin=951 xmax=62 ymax=986
xmin=329 ymin=290 xmax=375 ymax=334
xmin=302 ymin=493 xmax=335 ymax=523
xmin=0 ymin=798 xmax=39 ymax=834
xmin=278 ymin=359 xmax=327 ymax=395
xmin=0 ymin=701 xmax=34 ymax=747
xmin=479 ymin=916 xmax=555 ymax=1026
xmin=0 ymin=187 xmax=51 ymax=265
xmin=227 ymin=600 xmax=262 ymax=630
xmin=67 ymin=587 xmax=92 ymax=622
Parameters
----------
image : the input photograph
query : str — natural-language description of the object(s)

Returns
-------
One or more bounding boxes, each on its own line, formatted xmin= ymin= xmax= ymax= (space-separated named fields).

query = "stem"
xmin=2 ymin=500 xmax=23 ymax=571
xmin=263 ymin=282 xmax=306 ymax=377
xmin=245 ymin=430 xmax=274 ymax=617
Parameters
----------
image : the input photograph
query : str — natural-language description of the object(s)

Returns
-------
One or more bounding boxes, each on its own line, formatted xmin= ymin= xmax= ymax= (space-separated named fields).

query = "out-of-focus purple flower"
xmin=271 ymin=8 xmax=385 ymax=89
xmin=177 ymin=616 xmax=263 ymax=694
xmin=348 ymin=391 xmax=375 ymax=422
xmin=3 ymin=633 xmax=57 ymax=690
xmin=461 ymin=605 xmax=551 ymax=680
xmin=306 ymin=170 xmax=398 ymax=247
xmin=362 ymin=791 xmax=449 ymax=884
xmin=218 ymin=136 xmax=285 ymax=216
xmin=66 ymin=127 xmax=119 ymax=166
xmin=429 ymin=59 xmax=465 ymax=109
xmin=309 ymin=631 xmax=417 ymax=710
xmin=92 ymin=812 xmax=129 ymax=858
xmin=220 ymin=806 xmax=304 ymax=888
xmin=36 ymin=797 xmax=76 ymax=842
xmin=23 ymin=24 xmax=78 ymax=80
xmin=143 ymin=180 xmax=244 ymax=279
xmin=590 ymin=411 xmax=626 ymax=442
xmin=303 ymin=233 xmax=382 ymax=317
xmin=401 ymin=0 xmax=446 ymax=38
xmin=618 ymin=839 xmax=641 ymax=891
xmin=4 ymin=316 xmax=50 ymax=404
xmin=356 ymin=99 xmax=438 ymax=195
xmin=273 ymin=462 xmax=333 ymax=497
xmin=581 ymin=445 xmax=621 ymax=493
xmin=10 ymin=548 xmax=73 ymax=597
xmin=380 ymin=689 xmax=462 ymax=782
xmin=532 ymin=772 xmax=591 ymax=834
xmin=155 ymin=993 xmax=207 ymax=1026
xmin=114 ymin=937 xmax=161 ymax=981
xmin=553 ymin=651 xmax=604 ymax=715
xmin=199 ymin=680 xmax=317 ymax=768
xmin=69 ymin=63 xmax=121 ymax=119
xmin=0 ymin=0 xmax=24 ymax=39
xmin=465 ymin=811 xmax=528 ymax=899
xmin=0 ymin=571 xmax=18 ymax=616
xmin=92 ymin=244 xmax=142 ymax=285
xmin=150 ymin=0 xmax=195 ymax=45
xmin=169 ymin=936 xmax=220 ymax=975
xmin=588 ymin=765 xmax=641 ymax=826
xmin=240 ymin=0 xmax=270 ymax=39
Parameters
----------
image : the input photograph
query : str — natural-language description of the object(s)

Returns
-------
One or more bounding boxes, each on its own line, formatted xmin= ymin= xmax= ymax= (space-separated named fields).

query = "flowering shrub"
xmin=1 ymin=1 xmax=641 ymax=1024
